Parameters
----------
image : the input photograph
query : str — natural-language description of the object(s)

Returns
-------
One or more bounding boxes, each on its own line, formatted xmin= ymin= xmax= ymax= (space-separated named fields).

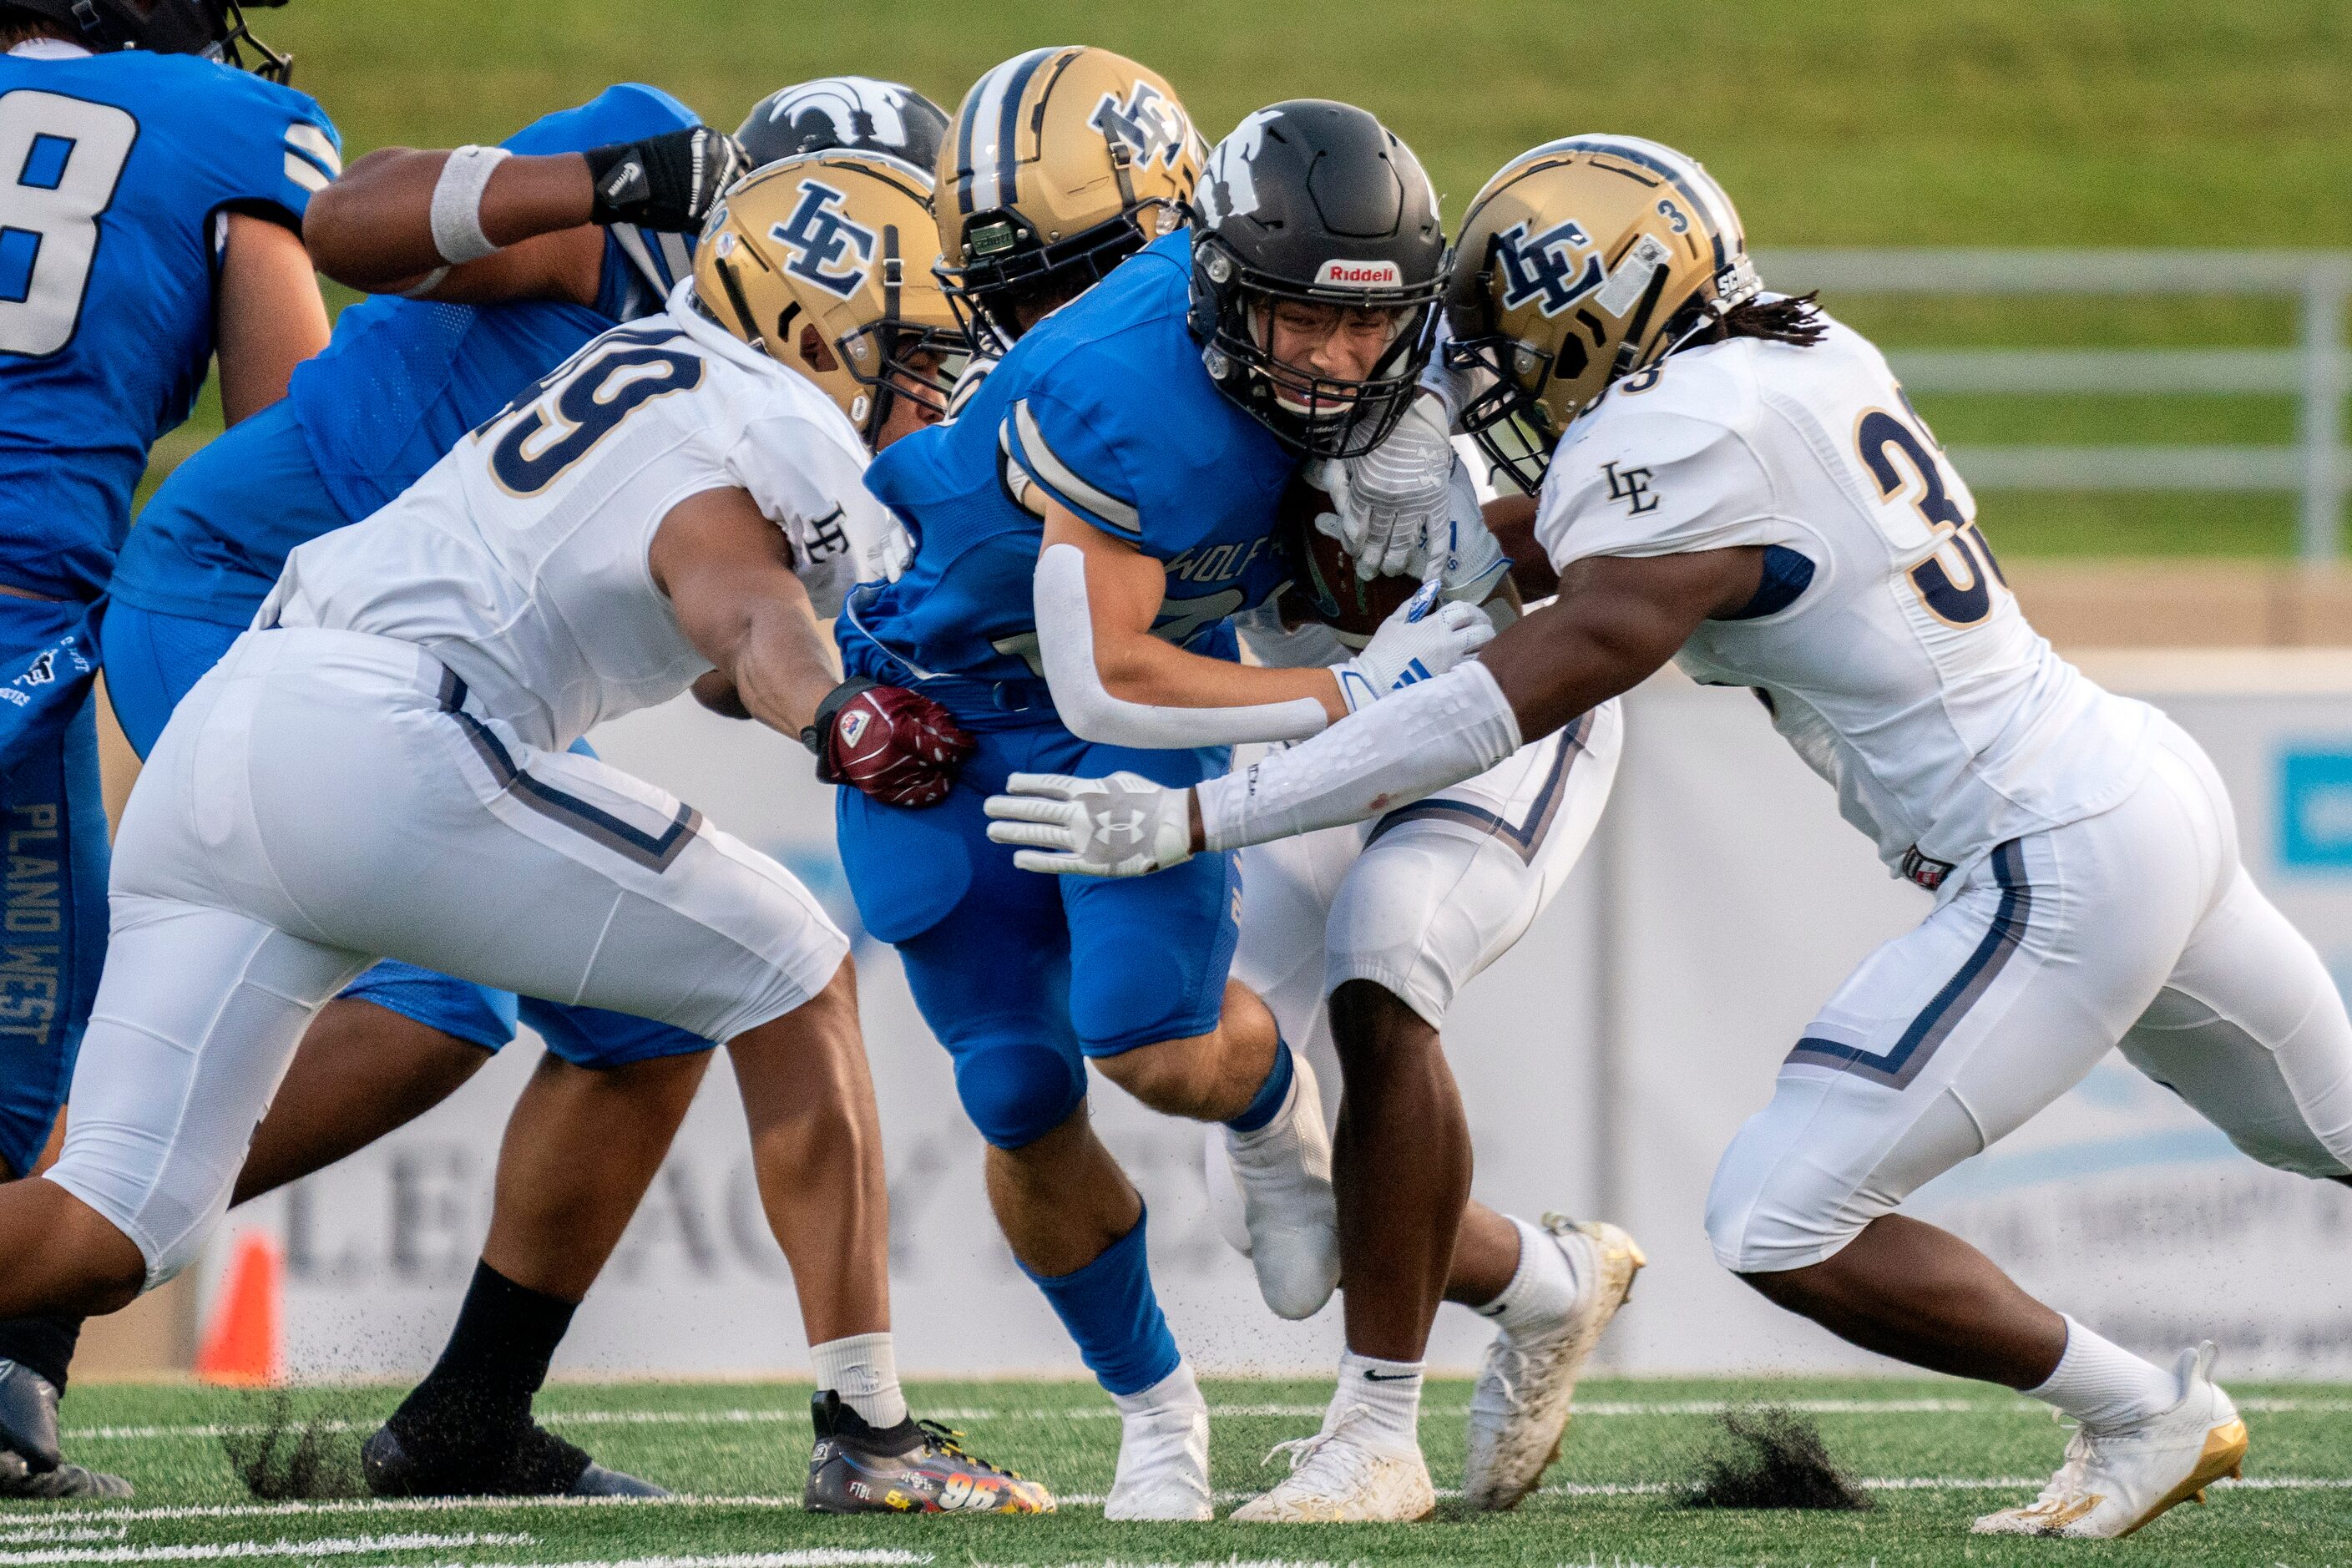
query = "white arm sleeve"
xmin=1196 ymin=660 xmax=1521 ymax=851
xmin=1034 ymin=543 xmax=1333 ymax=747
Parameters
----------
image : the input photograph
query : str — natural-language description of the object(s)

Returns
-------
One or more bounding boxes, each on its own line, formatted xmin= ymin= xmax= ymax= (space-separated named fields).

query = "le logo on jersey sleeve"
xmin=1603 ymin=459 xmax=1659 ymax=515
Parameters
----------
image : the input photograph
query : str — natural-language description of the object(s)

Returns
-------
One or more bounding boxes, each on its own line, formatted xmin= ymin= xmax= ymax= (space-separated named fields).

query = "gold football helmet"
xmin=695 ymin=150 xmax=966 ymax=445
xmin=1447 ymin=135 xmax=1759 ymax=491
xmin=935 ymin=45 xmax=1207 ymax=346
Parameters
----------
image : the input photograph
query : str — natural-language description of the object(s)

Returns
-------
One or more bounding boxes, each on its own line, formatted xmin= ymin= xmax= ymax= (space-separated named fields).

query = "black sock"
xmin=0 ymin=1315 xmax=83 ymax=1394
xmin=392 ymin=1262 xmax=576 ymax=1443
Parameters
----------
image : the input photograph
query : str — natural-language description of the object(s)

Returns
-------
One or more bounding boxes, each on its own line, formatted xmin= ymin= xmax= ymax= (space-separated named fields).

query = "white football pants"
xmin=1708 ymin=714 xmax=2352 ymax=1273
xmin=1232 ymin=699 xmax=1622 ymax=1048
xmin=48 ymin=628 xmax=847 ymax=1287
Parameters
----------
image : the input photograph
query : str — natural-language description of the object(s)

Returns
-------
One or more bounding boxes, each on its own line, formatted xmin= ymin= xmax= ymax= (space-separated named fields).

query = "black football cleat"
xmin=0 ymin=1359 xmax=130 ymax=1500
xmin=803 ymin=1390 xmax=1052 ymax=1514
xmin=362 ymin=1417 xmax=666 ymax=1499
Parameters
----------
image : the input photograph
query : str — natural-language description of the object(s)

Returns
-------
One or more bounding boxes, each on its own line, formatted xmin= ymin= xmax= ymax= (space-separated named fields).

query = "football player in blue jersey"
xmin=837 ymin=94 xmax=1484 ymax=1517
xmin=96 ymin=82 xmax=1021 ymax=1509
xmin=0 ymin=0 xmax=336 ymax=1498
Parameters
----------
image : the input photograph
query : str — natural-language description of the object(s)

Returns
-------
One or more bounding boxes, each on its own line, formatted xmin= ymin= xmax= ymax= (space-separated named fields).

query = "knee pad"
xmin=952 ymin=1037 xmax=1087 ymax=1150
xmin=1325 ymin=832 xmax=1495 ymax=1029
xmin=1704 ymin=1098 xmax=1874 ymax=1276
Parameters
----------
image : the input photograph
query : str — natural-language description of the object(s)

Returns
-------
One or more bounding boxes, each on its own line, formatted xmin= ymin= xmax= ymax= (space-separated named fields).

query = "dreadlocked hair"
xmin=1718 ymin=290 xmax=1829 ymax=348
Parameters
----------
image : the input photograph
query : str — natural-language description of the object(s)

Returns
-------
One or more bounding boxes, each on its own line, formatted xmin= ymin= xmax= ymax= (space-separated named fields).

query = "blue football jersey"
xmin=111 ymin=83 xmax=701 ymax=625
xmin=286 ymin=82 xmax=700 ymax=524
xmin=845 ymin=231 xmax=1295 ymax=705
xmin=0 ymin=46 xmax=337 ymax=599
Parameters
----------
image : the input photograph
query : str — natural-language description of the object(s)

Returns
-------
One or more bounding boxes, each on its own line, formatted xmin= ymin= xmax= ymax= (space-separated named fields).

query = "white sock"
xmin=2029 ymin=1317 xmax=2181 ymax=1430
xmin=1331 ymin=1349 xmax=1423 ymax=1455
xmin=1476 ymin=1215 xmax=1581 ymax=1338
xmin=1111 ymin=1358 xmax=1203 ymax=1418
xmin=810 ymin=1332 xmax=908 ymax=1429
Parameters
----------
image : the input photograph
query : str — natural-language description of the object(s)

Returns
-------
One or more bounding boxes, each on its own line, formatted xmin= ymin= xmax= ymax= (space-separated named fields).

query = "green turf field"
xmin=13 ymin=1376 xmax=2349 ymax=1566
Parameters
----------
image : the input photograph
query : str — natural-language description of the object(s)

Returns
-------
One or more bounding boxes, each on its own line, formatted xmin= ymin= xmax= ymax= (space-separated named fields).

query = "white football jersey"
xmin=264 ymin=286 xmax=897 ymax=752
xmin=1537 ymin=313 xmax=2153 ymax=883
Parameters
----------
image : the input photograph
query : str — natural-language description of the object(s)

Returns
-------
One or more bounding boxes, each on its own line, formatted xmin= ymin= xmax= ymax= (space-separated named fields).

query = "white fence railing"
xmin=1753 ymin=250 xmax=2352 ymax=560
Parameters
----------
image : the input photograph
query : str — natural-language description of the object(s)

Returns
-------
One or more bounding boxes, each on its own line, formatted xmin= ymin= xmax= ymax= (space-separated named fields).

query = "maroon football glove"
xmin=802 ymin=678 xmax=977 ymax=808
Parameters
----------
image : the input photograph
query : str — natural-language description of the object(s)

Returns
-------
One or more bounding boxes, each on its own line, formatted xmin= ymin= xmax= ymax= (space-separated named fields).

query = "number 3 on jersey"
xmin=483 ymin=326 xmax=705 ymax=497
xmin=0 ymin=90 xmax=139 ymax=359
xmin=1854 ymin=402 xmax=2006 ymax=627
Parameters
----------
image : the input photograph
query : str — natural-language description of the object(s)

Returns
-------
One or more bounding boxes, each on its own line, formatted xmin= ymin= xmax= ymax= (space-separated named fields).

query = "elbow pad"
xmin=1196 ymin=661 xmax=1521 ymax=852
xmin=1034 ymin=543 xmax=1332 ymax=748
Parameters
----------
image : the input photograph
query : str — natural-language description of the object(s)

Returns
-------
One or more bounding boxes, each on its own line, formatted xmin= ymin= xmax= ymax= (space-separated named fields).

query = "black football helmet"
xmin=736 ymin=78 xmax=949 ymax=176
xmin=1187 ymin=99 xmax=1448 ymax=460
xmin=5 ymin=0 xmax=291 ymax=80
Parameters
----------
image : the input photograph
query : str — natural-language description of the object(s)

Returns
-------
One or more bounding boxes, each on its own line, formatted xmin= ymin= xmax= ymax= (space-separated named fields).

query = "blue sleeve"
xmin=498 ymin=82 xmax=697 ymax=157
xmin=495 ymin=83 xmax=703 ymax=326
xmin=205 ymin=73 xmax=341 ymax=225
xmin=1004 ymin=380 xmax=1146 ymax=545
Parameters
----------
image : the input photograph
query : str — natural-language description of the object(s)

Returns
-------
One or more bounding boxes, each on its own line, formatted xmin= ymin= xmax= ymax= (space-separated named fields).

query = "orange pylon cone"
xmin=195 ymin=1231 xmax=283 ymax=1386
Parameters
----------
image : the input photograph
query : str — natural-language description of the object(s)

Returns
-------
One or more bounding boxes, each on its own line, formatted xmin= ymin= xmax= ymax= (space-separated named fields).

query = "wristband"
xmin=428 ymin=144 xmax=511 ymax=266
xmin=802 ymin=677 xmax=878 ymax=763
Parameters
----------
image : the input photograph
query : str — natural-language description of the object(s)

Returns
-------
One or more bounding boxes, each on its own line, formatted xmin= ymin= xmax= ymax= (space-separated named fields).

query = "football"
xmin=1274 ymin=470 xmax=1423 ymax=647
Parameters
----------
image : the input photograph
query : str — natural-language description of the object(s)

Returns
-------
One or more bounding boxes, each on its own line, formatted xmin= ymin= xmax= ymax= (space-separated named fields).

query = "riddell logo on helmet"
xmin=1315 ymin=259 xmax=1401 ymax=288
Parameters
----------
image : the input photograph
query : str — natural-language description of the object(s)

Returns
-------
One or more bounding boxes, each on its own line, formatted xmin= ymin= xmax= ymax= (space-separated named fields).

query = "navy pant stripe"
xmin=1363 ymin=709 xmax=1591 ymax=865
xmin=1786 ymin=839 xmax=2034 ymax=1090
xmin=440 ymin=671 xmax=700 ymax=873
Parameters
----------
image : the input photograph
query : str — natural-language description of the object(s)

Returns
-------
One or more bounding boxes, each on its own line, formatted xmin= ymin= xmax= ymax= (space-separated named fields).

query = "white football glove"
xmin=984 ymin=771 xmax=1194 ymax=878
xmin=1406 ymin=460 xmax=1513 ymax=609
xmin=1320 ymin=390 xmax=1456 ymax=580
xmin=1333 ymin=581 xmax=1498 ymax=712
xmin=864 ymin=518 xmax=914 ymax=584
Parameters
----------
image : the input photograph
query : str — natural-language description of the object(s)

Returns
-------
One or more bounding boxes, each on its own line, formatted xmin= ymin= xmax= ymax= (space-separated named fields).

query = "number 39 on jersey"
xmin=476 ymin=325 xmax=706 ymax=498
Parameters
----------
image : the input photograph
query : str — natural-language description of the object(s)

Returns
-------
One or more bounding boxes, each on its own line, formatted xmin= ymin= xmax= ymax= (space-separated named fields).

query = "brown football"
xmin=1273 ymin=472 xmax=1419 ymax=648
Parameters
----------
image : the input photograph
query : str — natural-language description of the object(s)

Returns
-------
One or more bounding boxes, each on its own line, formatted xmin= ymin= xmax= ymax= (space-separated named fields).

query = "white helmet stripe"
xmin=964 ymin=48 xmax=1058 ymax=215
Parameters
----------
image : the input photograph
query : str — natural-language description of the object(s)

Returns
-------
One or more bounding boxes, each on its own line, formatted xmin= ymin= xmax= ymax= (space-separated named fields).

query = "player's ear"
xmin=798 ymin=324 xmax=840 ymax=374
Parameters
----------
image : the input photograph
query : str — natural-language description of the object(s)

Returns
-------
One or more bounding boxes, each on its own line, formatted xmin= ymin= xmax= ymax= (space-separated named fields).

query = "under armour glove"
xmin=802 ymin=679 xmax=977 ymax=808
xmin=984 ymin=771 xmax=1195 ymax=878
xmin=583 ymin=126 xmax=749 ymax=233
xmin=1406 ymin=462 xmax=1515 ymax=612
xmin=1333 ymin=583 xmax=1498 ymax=712
xmin=1321 ymin=390 xmax=1458 ymax=579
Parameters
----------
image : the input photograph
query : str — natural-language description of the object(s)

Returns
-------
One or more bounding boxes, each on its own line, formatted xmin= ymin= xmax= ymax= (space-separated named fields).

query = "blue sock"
xmin=1225 ymin=1035 xmax=1295 ymax=1134
xmin=1019 ymin=1205 xmax=1181 ymax=1397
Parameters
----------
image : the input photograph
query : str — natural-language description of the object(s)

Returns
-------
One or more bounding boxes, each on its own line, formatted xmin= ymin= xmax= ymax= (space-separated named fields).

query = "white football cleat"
xmin=1461 ymin=1215 xmax=1646 ymax=1512
xmin=1104 ymin=1368 xmax=1213 ymax=1522
xmin=1972 ymin=1343 xmax=2248 ymax=1540
xmin=1219 ymin=1051 xmax=1339 ymax=1320
xmin=1229 ymin=1407 xmax=1436 ymax=1523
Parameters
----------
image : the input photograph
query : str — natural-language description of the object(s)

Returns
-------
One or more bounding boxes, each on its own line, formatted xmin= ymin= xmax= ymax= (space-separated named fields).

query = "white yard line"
xmin=13 ymin=1473 xmax=2352 ymax=1528
xmin=304 ymin=1559 xmax=923 ymax=1568
xmin=0 ymin=1535 xmax=528 ymax=1565
xmin=68 ymin=1396 xmax=2040 ymax=1444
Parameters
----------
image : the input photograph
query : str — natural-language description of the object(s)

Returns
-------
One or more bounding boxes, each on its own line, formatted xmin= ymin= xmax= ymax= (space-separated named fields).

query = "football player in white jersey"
xmin=1212 ymin=483 xmax=1642 ymax=1522
xmin=988 ymin=135 xmax=2352 ymax=1540
xmin=0 ymin=150 xmax=1047 ymax=1515
xmin=930 ymin=54 xmax=1639 ymax=1522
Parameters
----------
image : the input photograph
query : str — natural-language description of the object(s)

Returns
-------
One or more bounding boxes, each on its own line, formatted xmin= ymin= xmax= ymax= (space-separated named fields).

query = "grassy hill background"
xmin=153 ymin=0 xmax=2352 ymax=555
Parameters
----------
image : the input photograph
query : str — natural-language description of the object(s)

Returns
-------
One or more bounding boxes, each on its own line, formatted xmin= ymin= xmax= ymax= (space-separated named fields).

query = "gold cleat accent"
xmin=2115 ymin=1418 xmax=2248 ymax=1540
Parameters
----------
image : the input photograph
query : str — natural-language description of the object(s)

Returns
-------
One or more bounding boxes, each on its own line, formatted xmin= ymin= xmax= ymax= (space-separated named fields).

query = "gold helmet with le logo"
xmin=1447 ymin=135 xmax=1759 ymax=492
xmin=936 ymin=45 xmax=1207 ymax=346
xmin=695 ymin=150 xmax=967 ymax=446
